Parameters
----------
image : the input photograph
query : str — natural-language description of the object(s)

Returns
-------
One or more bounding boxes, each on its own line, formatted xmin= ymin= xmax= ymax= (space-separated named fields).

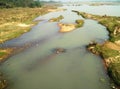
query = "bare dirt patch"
xmin=104 ymin=42 xmax=120 ymax=51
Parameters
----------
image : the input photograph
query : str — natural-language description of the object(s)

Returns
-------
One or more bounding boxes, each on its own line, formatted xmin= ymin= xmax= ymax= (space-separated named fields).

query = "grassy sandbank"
xmin=49 ymin=15 xmax=64 ymax=22
xmin=0 ymin=7 xmax=50 ymax=43
xmin=48 ymin=14 xmax=84 ymax=33
xmin=73 ymin=10 xmax=120 ymax=87
xmin=58 ymin=19 xmax=84 ymax=32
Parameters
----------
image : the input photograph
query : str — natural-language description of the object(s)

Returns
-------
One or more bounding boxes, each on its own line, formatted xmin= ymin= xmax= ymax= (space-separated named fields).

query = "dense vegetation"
xmin=0 ymin=0 xmax=42 ymax=8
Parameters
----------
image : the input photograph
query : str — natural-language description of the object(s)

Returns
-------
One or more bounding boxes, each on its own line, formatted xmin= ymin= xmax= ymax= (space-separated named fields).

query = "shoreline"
xmin=0 ymin=7 xmax=65 ymax=62
xmin=0 ymin=6 xmax=65 ymax=89
xmin=73 ymin=10 xmax=120 ymax=87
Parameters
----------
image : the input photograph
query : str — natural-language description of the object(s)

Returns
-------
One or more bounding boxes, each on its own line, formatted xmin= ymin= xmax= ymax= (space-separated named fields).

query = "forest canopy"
xmin=0 ymin=0 xmax=42 ymax=8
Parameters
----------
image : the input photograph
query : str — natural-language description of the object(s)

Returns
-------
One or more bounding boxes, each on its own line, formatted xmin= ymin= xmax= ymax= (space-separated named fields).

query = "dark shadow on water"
xmin=24 ymin=53 xmax=57 ymax=72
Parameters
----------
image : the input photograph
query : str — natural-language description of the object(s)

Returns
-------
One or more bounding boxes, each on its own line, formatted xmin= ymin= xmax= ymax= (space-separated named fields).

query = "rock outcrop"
xmin=54 ymin=48 xmax=66 ymax=54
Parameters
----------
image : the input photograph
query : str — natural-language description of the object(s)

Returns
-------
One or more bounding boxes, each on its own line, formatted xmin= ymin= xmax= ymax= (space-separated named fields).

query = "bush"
xmin=75 ymin=19 xmax=84 ymax=24
xmin=0 ymin=0 xmax=42 ymax=8
xmin=108 ymin=63 xmax=120 ymax=85
xmin=75 ymin=19 xmax=84 ymax=28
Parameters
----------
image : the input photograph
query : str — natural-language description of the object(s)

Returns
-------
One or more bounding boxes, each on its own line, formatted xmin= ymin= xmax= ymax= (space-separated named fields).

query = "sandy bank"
xmin=58 ymin=23 xmax=76 ymax=32
xmin=48 ymin=8 xmax=66 ymax=12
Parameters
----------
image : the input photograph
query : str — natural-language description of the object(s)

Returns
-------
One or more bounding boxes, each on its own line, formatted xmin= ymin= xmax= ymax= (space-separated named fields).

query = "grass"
xmin=0 ymin=24 xmax=31 ymax=43
xmin=49 ymin=15 xmax=64 ymax=22
xmin=108 ymin=63 xmax=120 ymax=85
xmin=76 ymin=11 xmax=120 ymax=42
xmin=0 ymin=6 xmax=58 ymax=89
xmin=0 ymin=48 xmax=13 ymax=62
xmin=0 ymin=8 xmax=48 ymax=24
xmin=0 ymin=52 xmax=6 ymax=57
xmin=94 ymin=44 xmax=119 ymax=58
xmin=0 ymin=6 xmax=58 ymax=61
xmin=75 ymin=19 xmax=84 ymax=28
xmin=0 ymin=7 xmax=51 ymax=43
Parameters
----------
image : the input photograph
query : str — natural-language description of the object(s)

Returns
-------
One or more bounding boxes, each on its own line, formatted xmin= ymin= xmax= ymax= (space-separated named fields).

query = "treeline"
xmin=0 ymin=0 xmax=42 ymax=8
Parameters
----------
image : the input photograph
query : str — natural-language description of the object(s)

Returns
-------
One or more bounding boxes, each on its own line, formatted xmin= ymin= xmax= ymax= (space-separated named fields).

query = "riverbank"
xmin=73 ymin=10 xmax=120 ymax=87
xmin=0 ymin=6 xmax=64 ymax=89
xmin=0 ymin=7 xmax=59 ymax=44
xmin=0 ymin=6 xmax=65 ymax=62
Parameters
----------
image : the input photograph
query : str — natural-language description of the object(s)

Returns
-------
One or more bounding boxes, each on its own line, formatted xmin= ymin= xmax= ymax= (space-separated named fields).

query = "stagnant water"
xmin=1 ymin=5 xmax=120 ymax=89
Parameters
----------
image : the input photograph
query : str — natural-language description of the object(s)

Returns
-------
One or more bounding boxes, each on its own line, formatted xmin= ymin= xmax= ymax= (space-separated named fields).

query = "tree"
xmin=0 ymin=0 xmax=42 ymax=8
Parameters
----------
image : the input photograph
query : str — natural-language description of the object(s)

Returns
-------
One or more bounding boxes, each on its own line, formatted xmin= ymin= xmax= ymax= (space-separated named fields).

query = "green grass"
xmin=0 ymin=24 xmax=31 ymax=43
xmin=108 ymin=62 xmax=120 ymax=85
xmin=0 ymin=7 xmax=49 ymax=24
xmin=75 ymin=19 xmax=84 ymax=28
xmin=0 ymin=7 xmax=56 ymax=43
xmin=0 ymin=52 xmax=6 ymax=57
xmin=77 ymin=11 xmax=120 ymax=42
xmin=49 ymin=15 xmax=64 ymax=22
xmin=95 ymin=45 xmax=119 ymax=58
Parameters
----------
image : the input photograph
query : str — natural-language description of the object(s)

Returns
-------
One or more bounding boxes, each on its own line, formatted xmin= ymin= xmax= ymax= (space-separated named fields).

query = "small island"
xmin=49 ymin=14 xmax=84 ymax=33
xmin=75 ymin=19 xmax=84 ymax=28
xmin=58 ymin=19 xmax=84 ymax=32
xmin=49 ymin=15 xmax=64 ymax=22
xmin=73 ymin=10 xmax=120 ymax=87
xmin=58 ymin=23 xmax=76 ymax=32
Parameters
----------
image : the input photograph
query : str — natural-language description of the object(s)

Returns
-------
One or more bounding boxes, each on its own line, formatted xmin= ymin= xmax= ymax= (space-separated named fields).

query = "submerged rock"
xmin=53 ymin=48 xmax=66 ymax=54
xmin=0 ymin=73 xmax=7 ymax=89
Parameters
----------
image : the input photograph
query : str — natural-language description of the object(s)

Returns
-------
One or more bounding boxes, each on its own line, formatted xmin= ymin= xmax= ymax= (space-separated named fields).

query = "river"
xmin=1 ymin=5 xmax=120 ymax=89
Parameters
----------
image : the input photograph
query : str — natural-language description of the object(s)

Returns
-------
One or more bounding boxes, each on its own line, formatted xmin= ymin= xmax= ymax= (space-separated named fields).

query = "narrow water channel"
xmin=1 ymin=5 xmax=117 ymax=89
